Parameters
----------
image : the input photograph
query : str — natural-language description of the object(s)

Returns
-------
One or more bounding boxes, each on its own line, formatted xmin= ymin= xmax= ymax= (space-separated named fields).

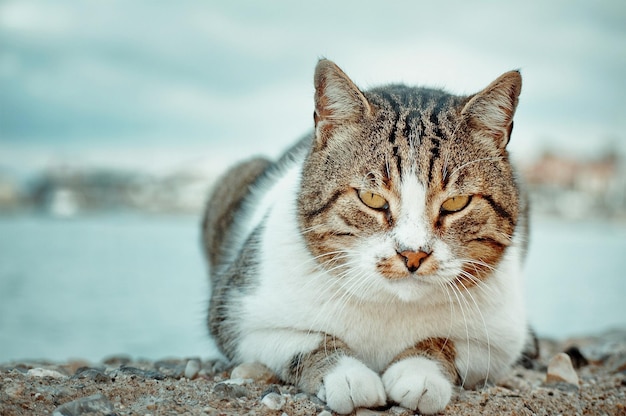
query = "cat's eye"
xmin=358 ymin=190 xmax=389 ymax=210
xmin=441 ymin=195 xmax=471 ymax=214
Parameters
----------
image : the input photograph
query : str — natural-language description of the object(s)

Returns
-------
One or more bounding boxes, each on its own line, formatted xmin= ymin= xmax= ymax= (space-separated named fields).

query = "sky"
xmin=1 ymin=0 xmax=625 ymax=175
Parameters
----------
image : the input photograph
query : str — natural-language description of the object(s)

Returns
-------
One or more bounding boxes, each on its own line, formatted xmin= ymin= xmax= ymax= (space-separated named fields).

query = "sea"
xmin=0 ymin=213 xmax=625 ymax=363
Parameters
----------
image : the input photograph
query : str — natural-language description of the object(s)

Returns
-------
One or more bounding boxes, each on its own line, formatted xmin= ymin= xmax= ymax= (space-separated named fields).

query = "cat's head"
xmin=298 ymin=59 xmax=522 ymax=303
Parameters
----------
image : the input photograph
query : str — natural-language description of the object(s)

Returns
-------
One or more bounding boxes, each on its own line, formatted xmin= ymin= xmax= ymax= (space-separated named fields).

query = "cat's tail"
xmin=201 ymin=157 xmax=271 ymax=269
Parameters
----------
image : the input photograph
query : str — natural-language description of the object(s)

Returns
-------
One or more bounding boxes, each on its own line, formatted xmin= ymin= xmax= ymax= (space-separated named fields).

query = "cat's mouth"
xmin=376 ymin=252 xmax=441 ymax=281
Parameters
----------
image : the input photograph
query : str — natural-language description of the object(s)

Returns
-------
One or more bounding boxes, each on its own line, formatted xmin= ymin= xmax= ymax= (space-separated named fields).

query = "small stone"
xmin=231 ymin=362 xmax=277 ymax=383
xmin=27 ymin=368 xmax=67 ymax=379
xmin=309 ymin=395 xmax=326 ymax=406
xmin=220 ymin=377 xmax=247 ymax=385
xmin=546 ymin=352 xmax=579 ymax=386
xmin=52 ymin=393 xmax=116 ymax=416
xmin=72 ymin=367 xmax=110 ymax=383
xmin=209 ymin=360 xmax=229 ymax=375
xmin=390 ymin=406 xmax=413 ymax=415
xmin=4 ymin=382 xmax=25 ymax=399
xmin=294 ymin=392 xmax=310 ymax=401
xmin=261 ymin=384 xmax=281 ymax=398
xmin=318 ymin=411 xmax=333 ymax=416
xmin=116 ymin=365 xmax=166 ymax=380
xmin=212 ymin=381 xmax=249 ymax=399
xmin=184 ymin=359 xmax=201 ymax=379
xmin=261 ymin=392 xmax=286 ymax=410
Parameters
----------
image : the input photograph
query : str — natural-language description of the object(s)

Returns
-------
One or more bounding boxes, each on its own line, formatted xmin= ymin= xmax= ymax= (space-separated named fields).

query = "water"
xmin=524 ymin=217 xmax=626 ymax=338
xmin=0 ymin=214 xmax=625 ymax=363
xmin=0 ymin=214 xmax=218 ymax=363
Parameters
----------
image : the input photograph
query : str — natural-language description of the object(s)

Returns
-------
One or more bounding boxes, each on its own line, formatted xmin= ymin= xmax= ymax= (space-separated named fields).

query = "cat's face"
xmin=298 ymin=60 xmax=521 ymax=303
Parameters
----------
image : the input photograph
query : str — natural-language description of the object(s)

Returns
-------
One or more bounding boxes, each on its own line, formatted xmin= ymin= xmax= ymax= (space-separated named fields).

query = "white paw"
xmin=317 ymin=356 xmax=386 ymax=414
xmin=382 ymin=356 xmax=452 ymax=415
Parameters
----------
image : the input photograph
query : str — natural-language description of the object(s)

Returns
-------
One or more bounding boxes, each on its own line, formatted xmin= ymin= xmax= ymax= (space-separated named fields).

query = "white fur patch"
xmin=394 ymin=173 xmax=429 ymax=252
xmin=382 ymin=356 xmax=452 ymax=414
xmin=319 ymin=356 xmax=386 ymax=414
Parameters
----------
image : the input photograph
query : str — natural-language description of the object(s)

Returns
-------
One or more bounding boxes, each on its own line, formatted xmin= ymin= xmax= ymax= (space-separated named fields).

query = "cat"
xmin=202 ymin=59 xmax=531 ymax=414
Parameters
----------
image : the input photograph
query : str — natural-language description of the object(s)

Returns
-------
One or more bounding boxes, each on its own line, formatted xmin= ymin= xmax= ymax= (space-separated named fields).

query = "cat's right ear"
xmin=313 ymin=59 xmax=372 ymax=149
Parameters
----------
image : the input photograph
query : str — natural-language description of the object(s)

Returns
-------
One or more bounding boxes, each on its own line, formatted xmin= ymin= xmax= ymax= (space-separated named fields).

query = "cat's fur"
xmin=202 ymin=59 xmax=530 ymax=414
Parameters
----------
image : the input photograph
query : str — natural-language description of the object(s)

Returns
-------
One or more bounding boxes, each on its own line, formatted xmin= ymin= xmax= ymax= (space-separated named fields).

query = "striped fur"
xmin=203 ymin=59 xmax=530 ymax=414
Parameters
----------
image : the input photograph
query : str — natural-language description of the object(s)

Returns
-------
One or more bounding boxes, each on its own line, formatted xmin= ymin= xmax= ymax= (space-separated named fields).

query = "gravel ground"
xmin=1 ymin=331 xmax=625 ymax=416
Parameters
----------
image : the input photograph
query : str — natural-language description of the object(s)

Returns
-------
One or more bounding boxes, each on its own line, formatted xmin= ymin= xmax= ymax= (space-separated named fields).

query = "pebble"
xmin=546 ymin=352 xmax=579 ymax=386
xmin=212 ymin=381 xmax=249 ymax=399
xmin=261 ymin=384 xmax=281 ymax=397
xmin=72 ymin=367 xmax=110 ymax=383
xmin=184 ymin=359 xmax=201 ymax=380
xmin=231 ymin=362 xmax=276 ymax=383
xmin=154 ymin=359 xmax=186 ymax=378
xmin=4 ymin=382 xmax=25 ymax=399
xmin=219 ymin=377 xmax=247 ymax=385
xmin=261 ymin=392 xmax=286 ymax=410
xmin=27 ymin=368 xmax=67 ymax=379
xmin=210 ymin=360 xmax=229 ymax=374
xmin=115 ymin=365 xmax=166 ymax=380
xmin=318 ymin=411 xmax=333 ymax=416
xmin=294 ymin=392 xmax=310 ymax=401
xmin=52 ymin=393 xmax=116 ymax=416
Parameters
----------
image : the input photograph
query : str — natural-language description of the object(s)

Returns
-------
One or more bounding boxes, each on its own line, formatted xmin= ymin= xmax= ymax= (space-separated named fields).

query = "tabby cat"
xmin=202 ymin=59 xmax=530 ymax=414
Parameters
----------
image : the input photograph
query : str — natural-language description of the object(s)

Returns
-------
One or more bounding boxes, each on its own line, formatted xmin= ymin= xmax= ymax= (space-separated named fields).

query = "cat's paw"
xmin=382 ymin=356 xmax=452 ymax=415
xmin=317 ymin=356 xmax=386 ymax=414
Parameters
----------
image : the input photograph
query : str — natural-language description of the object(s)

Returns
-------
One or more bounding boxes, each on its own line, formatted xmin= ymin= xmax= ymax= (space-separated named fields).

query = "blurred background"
xmin=1 ymin=0 xmax=625 ymax=363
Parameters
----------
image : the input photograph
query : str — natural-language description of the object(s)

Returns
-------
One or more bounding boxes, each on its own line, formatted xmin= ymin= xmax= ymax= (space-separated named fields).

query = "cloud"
xmin=0 ymin=0 xmax=625 ymax=169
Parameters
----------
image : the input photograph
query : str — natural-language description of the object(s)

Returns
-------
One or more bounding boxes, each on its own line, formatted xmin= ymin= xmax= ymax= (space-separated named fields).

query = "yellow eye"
xmin=441 ymin=195 xmax=471 ymax=213
xmin=358 ymin=190 xmax=389 ymax=210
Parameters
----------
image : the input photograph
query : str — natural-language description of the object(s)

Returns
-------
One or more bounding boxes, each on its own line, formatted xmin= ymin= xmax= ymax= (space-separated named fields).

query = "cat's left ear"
xmin=313 ymin=59 xmax=372 ymax=148
xmin=461 ymin=71 xmax=522 ymax=149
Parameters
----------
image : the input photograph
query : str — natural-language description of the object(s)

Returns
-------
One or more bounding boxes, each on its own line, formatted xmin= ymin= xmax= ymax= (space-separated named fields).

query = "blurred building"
xmin=523 ymin=152 xmax=626 ymax=219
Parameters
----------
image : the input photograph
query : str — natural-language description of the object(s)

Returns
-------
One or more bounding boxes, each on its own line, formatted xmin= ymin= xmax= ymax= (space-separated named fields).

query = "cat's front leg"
xmin=240 ymin=331 xmax=385 ymax=414
xmin=382 ymin=337 xmax=459 ymax=415
xmin=316 ymin=355 xmax=386 ymax=414
xmin=285 ymin=334 xmax=386 ymax=414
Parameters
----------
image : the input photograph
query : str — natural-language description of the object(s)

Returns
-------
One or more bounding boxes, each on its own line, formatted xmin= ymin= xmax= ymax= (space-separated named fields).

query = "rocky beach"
xmin=1 ymin=330 xmax=625 ymax=416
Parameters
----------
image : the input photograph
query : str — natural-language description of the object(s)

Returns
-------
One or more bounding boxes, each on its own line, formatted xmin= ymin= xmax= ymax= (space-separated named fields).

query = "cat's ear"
xmin=461 ymin=71 xmax=522 ymax=149
xmin=313 ymin=59 xmax=372 ymax=147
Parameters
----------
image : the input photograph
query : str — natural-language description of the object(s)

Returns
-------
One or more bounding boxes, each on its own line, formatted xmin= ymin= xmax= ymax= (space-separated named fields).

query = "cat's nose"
xmin=398 ymin=250 xmax=431 ymax=273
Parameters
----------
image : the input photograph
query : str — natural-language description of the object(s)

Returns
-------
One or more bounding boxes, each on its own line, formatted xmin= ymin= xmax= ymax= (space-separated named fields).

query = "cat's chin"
xmin=380 ymin=276 xmax=448 ymax=304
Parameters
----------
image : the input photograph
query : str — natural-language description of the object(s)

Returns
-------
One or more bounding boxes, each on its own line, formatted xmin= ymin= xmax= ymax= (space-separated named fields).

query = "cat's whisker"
xmin=456 ymin=276 xmax=492 ymax=389
xmin=442 ymin=151 xmax=451 ymax=184
xmin=437 ymin=280 xmax=457 ymax=352
xmin=449 ymin=156 xmax=504 ymax=180
xmin=498 ymin=232 xmax=514 ymax=242
xmin=456 ymin=260 xmax=499 ymax=298
xmin=445 ymin=280 xmax=471 ymax=388
xmin=463 ymin=260 xmax=497 ymax=274
xmin=303 ymin=258 xmax=372 ymax=337
xmin=300 ymin=223 xmax=326 ymax=234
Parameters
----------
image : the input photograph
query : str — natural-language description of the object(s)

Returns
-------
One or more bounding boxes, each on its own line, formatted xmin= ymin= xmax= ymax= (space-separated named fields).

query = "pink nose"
xmin=399 ymin=250 xmax=430 ymax=272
